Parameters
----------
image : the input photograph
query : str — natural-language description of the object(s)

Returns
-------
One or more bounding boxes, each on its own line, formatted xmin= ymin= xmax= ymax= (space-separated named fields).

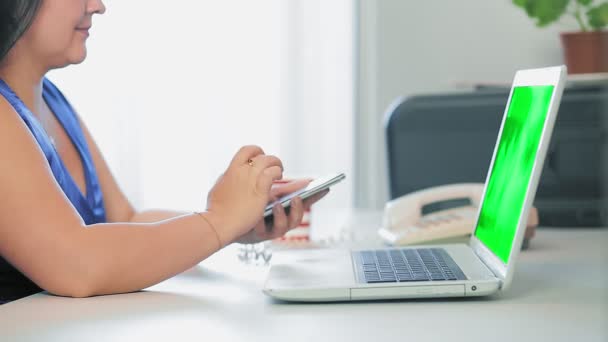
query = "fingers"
xmin=271 ymin=203 xmax=289 ymax=234
xmin=260 ymin=197 xmax=304 ymax=240
xmin=287 ymin=197 xmax=304 ymax=229
xmin=229 ymin=145 xmax=265 ymax=168
xmin=302 ymin=189 xmax=329 ymax=210
xmin=229 ymin=145 xmax=285 ymax=197
xmin=255 ymin=204 xmax=287 ymax=240
xmin=257 ymin=166 xmax=283 ymax=195
xmin=270 ymin=178 xmax=311 ymax=198
xmin=250 ymin=154 xmax=283 ymax=175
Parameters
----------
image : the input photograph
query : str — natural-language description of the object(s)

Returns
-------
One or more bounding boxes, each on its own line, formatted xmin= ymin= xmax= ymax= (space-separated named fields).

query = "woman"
xmin=0 ymin=0 xmax=326 ymax=303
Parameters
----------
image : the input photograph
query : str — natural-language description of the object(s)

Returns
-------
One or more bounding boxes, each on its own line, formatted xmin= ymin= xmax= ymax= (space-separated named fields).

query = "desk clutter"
xmin=237 ymin=209 xmax=368 ymax=265
xmin=237 ymin=208 xmax=345 ymax=264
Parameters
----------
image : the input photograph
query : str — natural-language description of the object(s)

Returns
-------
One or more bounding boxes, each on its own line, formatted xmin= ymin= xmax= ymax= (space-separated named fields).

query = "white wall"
xmin=51 ymin=0 xmax=284 ymax=212
xmin=280 ymin=0 xmax=355 ymax=217
xmin=355 ymin=0 xmax=579 ymax=209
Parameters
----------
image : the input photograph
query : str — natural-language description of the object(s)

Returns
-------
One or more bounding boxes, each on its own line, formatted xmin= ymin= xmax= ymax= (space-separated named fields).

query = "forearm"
xmin=128 ymin=209 xmax=188 ymax=223
xmin=79 ymin=213 xmax=220 ymax=296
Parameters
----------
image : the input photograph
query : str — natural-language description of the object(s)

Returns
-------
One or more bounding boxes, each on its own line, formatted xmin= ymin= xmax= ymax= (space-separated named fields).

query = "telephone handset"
xmin=379 ymin=183 xmax=538 ymax=246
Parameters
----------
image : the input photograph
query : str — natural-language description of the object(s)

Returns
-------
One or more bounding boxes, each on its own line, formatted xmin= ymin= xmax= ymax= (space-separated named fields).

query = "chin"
xmin=48 ymin=45 xmax=88 ymax=70
xmin=68 ymin=47 xmax=88 ymax=65
xmin=72 ymin=54 xmax=88 ymax=65
xmin=63 ymin=43 xmax=87 ymax=66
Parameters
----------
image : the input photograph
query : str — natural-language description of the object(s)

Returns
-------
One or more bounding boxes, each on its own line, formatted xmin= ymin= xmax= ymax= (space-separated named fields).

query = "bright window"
xmin=51 ymin=1 xmax=354 ymax=220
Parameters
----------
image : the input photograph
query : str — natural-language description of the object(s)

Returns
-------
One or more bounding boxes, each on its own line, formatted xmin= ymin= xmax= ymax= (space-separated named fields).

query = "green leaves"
xmin=513 ymin=0 xmax=608 ymax=31
xmin=512 ymin=0 xmax=570 ymax=27
xmin=587 ymin=3 xmax=608 ymax=29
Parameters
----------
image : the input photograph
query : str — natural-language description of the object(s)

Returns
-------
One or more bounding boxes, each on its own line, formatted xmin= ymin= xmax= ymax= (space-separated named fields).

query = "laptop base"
xmin=264 ymin=244 xmax=500 ymax=302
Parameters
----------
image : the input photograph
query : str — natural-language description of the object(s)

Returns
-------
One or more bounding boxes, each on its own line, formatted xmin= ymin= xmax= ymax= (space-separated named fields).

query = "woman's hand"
xmin=234 ymin=179 xmax=329 ymax=244
xmin=203 ymin=145 xmax=284 ymax=246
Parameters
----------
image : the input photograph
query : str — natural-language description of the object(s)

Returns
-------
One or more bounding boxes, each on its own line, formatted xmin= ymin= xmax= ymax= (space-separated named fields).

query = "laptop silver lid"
xmin=468 ymin=66 xmax=567 ymax=290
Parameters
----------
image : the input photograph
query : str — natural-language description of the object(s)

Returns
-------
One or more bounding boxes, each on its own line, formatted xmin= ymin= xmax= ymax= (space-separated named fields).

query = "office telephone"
xmin=379 ymin=183 xmax=538 ymax=246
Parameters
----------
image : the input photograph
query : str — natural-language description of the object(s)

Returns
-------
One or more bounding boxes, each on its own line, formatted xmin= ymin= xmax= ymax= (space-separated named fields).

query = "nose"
xmin=87 ymin=0 xmax=106 ymax=15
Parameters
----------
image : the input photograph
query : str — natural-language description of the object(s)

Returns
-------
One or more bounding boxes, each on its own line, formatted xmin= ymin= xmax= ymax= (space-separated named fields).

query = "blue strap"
xmin=0 ymin=78 xmax=106 ymax=224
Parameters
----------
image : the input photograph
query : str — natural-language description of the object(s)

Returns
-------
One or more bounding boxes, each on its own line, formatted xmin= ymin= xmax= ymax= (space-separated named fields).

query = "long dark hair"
xmin=0 ymin=0 xmax=42 ymax=62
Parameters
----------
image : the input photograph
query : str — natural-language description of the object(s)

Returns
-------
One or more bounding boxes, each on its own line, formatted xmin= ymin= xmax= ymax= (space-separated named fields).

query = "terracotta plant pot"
xmin=560 ymin=31 xmax=608 ymax=74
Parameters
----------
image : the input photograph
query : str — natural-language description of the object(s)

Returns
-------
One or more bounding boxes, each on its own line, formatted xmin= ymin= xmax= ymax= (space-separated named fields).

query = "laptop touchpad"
xmin=265 ymin=248 xmax=356 ymax=289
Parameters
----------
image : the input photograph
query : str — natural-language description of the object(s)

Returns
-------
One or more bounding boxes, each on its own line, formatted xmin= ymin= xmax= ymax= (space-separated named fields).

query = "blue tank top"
xmin=0 ymin=78 xmax=106 ymax=303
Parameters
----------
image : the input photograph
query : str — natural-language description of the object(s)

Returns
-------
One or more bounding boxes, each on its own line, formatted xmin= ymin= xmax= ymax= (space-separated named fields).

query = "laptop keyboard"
xmin=353 ymin=248 xmax=467 ymax=283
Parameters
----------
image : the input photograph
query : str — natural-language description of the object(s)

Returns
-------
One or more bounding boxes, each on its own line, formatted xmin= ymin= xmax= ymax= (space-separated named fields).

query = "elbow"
xmin=40 ymin=274 xmax=99 ymax=299
xmin=26 ymin=230 xmax=110 ymax=298
xmin=36 ymin=258 xmax=104 ymax=299
xmin=50 ymin=284 xmax=95 ymax=299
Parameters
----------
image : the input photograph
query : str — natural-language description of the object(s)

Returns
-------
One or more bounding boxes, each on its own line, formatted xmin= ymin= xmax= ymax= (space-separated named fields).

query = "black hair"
xmin=0 ymin=0 xmax=42 ymax=63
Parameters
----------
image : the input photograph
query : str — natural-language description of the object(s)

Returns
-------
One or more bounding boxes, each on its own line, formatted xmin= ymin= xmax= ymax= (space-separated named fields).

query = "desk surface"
xmin=0 ymin=212 xmax=607 ymax=342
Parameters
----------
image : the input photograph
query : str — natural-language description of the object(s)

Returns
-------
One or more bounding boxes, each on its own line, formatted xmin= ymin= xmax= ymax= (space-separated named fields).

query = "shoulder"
xmin=0 ymin=91 xmax=20 ymax=130
xmin=0 ymin=83 xmax=48 ymax=159
xmin=0 ymin=92 xmax=34 ymax=149
xmin=0 ymin=91 xmax=11 ymax=112
xmin=0 ymin=81 xmax=17 ymax=116
xmin=0 ymin=93 xmax=50 ymax=181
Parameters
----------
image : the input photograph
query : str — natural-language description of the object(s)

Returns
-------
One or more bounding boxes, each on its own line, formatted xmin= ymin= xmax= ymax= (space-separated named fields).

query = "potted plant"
xmin=513 ymin=0 xmax=608 ymax=74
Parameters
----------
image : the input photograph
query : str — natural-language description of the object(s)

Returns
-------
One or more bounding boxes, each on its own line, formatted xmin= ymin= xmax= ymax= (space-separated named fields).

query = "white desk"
xmin=0 ymin=211 xmax=607 ymax=342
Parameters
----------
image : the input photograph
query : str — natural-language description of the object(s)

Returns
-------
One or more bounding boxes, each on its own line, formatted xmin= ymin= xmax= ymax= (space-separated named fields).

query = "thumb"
xmin=271 ymin=179 xmax=311 ymax=197
xmin=257 ymin=166 xmax=283 ymax=196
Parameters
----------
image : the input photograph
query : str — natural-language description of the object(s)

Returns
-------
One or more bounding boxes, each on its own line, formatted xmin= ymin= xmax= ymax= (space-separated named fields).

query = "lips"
xmin=75 ymin=26 xmax=91 ymax=37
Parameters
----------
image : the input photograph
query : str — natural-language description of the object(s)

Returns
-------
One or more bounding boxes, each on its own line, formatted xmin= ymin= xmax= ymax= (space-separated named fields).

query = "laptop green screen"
xmin=474 ymin=85 xmax=555 ymax=264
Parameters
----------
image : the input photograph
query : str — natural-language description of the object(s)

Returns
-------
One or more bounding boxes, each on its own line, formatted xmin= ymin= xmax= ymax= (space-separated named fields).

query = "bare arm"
xmin=0 ymin=98 xmax=222 ymax=297
xmin=0 ymin=94 xmax=295 ymax=298
xmin=127 ymin=210 xmax=187 ymax=223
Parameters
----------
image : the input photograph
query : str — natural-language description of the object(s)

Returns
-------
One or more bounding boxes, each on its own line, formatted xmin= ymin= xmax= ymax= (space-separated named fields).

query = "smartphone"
xmin=263 ymin=173 xmax=346 ymax=218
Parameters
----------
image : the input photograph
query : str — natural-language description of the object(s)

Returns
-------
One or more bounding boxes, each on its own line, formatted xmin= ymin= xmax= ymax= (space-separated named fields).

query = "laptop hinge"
xmin=469 ymin=237 xmax=507 ymax=282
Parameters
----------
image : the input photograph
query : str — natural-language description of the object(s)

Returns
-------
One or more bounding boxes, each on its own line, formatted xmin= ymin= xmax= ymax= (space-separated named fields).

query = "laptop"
xmin=263 ymin=66 xmax=567 ymax=302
